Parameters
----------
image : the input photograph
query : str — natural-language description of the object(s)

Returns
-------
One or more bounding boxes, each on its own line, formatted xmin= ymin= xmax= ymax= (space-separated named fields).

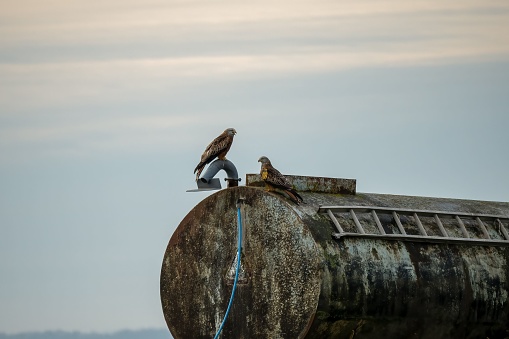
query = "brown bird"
xmin=258 ymin=156 xmax=303 ymax=204
xmin=194 ymin=128 xmax=237 ymax=181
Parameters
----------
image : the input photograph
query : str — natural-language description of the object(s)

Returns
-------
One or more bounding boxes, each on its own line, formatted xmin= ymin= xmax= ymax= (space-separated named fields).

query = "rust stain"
xmin=162 ymin=184 xmax=509 ymax=339
xmin=161 ymin=187 xmax=322 ymax=339
xmin=246 ymin=173 xmax=356 ymax=195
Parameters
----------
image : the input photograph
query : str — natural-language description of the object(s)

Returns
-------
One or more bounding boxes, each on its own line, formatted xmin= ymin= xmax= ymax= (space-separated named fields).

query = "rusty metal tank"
xmin=160 ymin=175 xmax=509 ymax=339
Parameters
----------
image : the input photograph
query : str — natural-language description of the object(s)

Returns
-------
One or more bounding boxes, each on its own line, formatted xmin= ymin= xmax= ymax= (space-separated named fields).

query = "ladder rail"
xmin=319 ymin=205 xmax=509 ymax=246
xmin=331 ymin=232 xmax=509 ymax=246
xmin=319 ymin=206 xmax=509 ymax=222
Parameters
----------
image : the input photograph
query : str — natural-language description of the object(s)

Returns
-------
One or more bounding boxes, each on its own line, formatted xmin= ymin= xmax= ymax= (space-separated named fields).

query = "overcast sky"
xmin=1 ymin=0 xmax=508 ymax=335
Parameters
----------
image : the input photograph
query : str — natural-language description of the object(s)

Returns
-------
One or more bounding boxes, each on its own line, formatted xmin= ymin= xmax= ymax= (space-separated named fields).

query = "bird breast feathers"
xmin=261 ymin=169 xmax=268 ymax=180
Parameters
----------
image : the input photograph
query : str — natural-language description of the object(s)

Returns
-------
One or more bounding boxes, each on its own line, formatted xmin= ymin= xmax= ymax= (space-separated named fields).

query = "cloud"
xmin=2 ymin=0 xmax=508 ymax=61
xmin=2 ymin=0 xmax=508 ymax=78
xmin=1 ymin=0 xmax=508 ymax=162
xmin=1 ymin=39 xmax=507 ymax=112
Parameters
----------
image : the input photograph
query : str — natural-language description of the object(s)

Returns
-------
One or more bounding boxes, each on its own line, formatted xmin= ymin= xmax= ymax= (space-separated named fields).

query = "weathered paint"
xmin=161 ymin=187 xmax=322 ymax=339
xmin=311 ymin=239 xmax=509 ymax=338
xmin=161 ymin=183 xmax=509 ymax=339
xmin=246 ymin=174 xmax=356 ymax=195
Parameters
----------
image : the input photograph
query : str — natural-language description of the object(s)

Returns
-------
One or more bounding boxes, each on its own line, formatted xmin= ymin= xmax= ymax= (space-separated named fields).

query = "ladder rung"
xmin=372 ymin=210 xmax=386 ymax=235
xmin=327 ymin=209 xmax=344 ymax=234
xmin=498 ymin=219 xmax=509 ymax=240
xmin=350 ymin=209 xmax=366 ymax=234
xmin=413 ymin=213 xmax=428 ymax=236
xmin=392 ymin=211 xmax=407 ymax=235
xmin=434 ymin=214 xmax=449 ymax=238
xmin=456 ymin=216 xmax=470 ymax=238
xmin=476 ymin=217 xmax=490 ymax=239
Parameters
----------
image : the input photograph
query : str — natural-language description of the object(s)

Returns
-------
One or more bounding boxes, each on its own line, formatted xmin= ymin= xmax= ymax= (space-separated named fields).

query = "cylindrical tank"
xmin=161 ymin=184 xmax=509 ymax=339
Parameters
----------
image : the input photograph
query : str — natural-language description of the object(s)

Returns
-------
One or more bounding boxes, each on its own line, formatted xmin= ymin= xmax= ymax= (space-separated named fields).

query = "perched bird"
xmin=194 ymin=128 xmax=237 ymax=181
xmin=258 ymin=156 xmax=303 ymax=204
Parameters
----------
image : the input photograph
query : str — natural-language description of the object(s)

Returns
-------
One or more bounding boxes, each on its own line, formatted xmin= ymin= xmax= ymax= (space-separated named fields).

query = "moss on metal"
xmin=161 ymin=183 xmax=509 ymax=338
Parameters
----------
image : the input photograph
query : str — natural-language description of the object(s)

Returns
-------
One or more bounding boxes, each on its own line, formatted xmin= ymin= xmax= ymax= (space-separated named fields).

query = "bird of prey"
xmin=258 ymin=156 xmax=303 ymax=204
xmin=194 ymin=128 xmax=237 ymax=181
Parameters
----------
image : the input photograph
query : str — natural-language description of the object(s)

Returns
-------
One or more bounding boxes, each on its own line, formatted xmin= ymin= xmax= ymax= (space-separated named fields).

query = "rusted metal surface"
xmin=161 ymin=187 xmax=322 ymax=339
xmin=246 ymin=173 xmax=356 ymax=194
xmin=161 ymin=181 xmax=509 ymax=338
xmin=309 ymin=239 xmax=509 ymax=338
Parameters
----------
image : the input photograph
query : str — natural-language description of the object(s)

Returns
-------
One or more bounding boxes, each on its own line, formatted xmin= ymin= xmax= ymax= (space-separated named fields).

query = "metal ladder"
xmin=318 ymin=206 xmax=509 ymax=246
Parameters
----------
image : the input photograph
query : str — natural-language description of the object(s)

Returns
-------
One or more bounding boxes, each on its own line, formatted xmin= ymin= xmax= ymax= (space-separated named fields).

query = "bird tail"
xmin=194 ymin=162 xmax=205 ymax=181
xmin=285 ymin=188 xmax=304 ymax=204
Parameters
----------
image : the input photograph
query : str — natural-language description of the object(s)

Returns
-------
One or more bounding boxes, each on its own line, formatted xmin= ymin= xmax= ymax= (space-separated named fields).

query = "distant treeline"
xmin=0 ymin=329 xmax=171 ymax=339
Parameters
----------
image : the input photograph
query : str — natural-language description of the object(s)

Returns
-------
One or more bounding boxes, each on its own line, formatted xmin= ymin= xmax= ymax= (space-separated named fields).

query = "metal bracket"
xmin=186 ymin=178 xmax=222 ymax=192
xmin=187 ymin=159 xmax=241 ymax=192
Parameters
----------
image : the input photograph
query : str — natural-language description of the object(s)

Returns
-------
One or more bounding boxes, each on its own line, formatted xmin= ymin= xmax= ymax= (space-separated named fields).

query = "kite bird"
xmin=258 ymin=156 xmax=304 ymax=204
xmin=194 ymin=128 xmax=237 ymax=181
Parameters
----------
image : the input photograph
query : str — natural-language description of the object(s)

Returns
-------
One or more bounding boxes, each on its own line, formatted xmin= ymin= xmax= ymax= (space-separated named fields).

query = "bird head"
xmin=226 ymin=128 xmax=237 ymax=136
xmin=258 ymin=156 xmax=271 ymax=165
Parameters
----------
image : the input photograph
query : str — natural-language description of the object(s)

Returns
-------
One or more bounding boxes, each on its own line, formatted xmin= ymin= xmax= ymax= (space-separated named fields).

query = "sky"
xmin=1 ymin=0 xmax=509 ymax=335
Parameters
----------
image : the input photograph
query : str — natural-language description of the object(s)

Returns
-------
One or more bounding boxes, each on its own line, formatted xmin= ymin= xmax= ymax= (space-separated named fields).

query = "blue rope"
xmin=213 ymin=206 xmax=242 ymax=339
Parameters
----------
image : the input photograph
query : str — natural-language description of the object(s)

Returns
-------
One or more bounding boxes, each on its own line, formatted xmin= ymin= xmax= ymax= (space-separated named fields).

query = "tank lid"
xmin=246 ymin=173 xmax=356 ymax=195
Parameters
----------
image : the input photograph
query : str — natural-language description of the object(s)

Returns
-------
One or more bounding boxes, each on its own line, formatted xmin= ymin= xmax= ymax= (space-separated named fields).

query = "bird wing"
xmin=200 ymin=132 xmax=232 ymax=163
xmin=264 ymin=165 xmax=292 ymax=190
